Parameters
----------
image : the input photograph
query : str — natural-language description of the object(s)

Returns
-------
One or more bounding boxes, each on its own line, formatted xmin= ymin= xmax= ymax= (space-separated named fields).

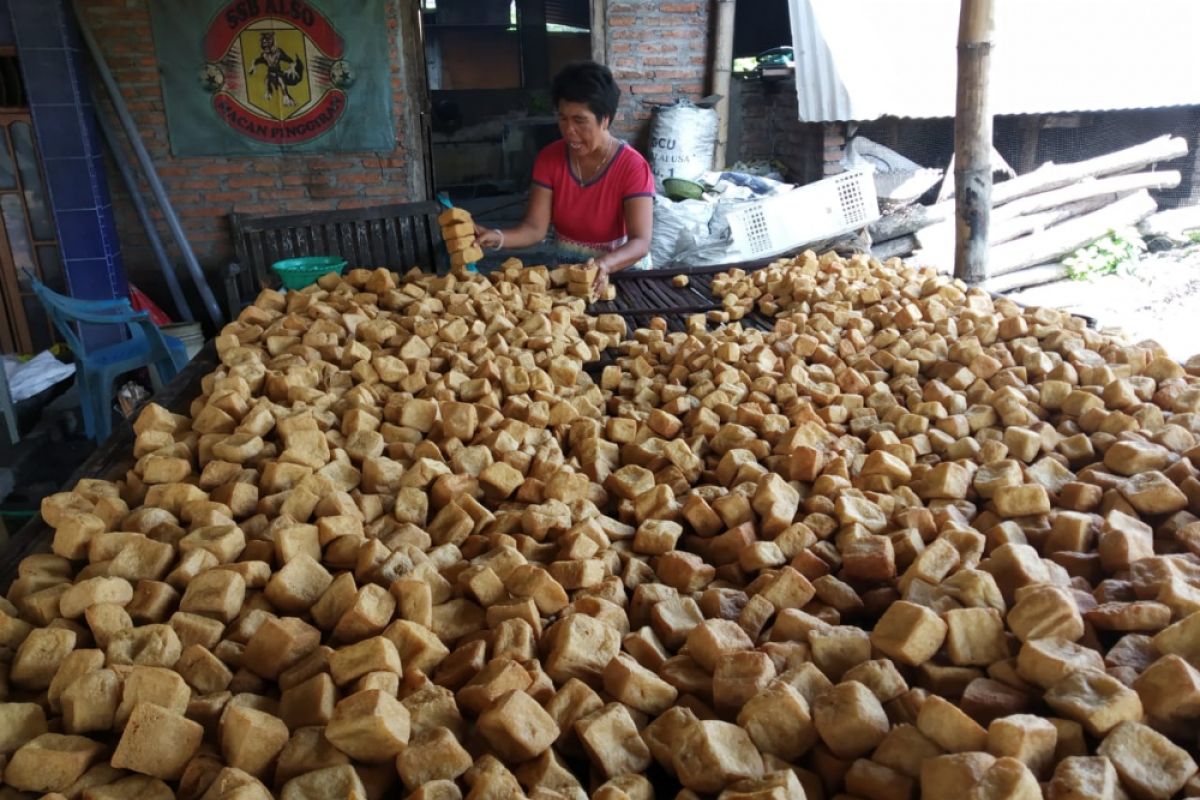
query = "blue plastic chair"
xmin=28 ymin=274 xmax=189 ymax=442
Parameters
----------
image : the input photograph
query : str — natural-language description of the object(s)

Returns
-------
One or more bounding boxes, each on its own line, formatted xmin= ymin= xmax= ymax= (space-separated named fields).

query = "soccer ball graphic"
xmin=330 ymin=60 xmax=355 ymax=89
xmin=200 ymin=63 xmax=225 ymax=93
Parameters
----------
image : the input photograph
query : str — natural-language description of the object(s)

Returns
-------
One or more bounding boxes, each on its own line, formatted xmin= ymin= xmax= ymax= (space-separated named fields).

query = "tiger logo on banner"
xmin=151 ymin=0 xmax=389 ymax=155
xmin=200 ymin=1 xmax=355 ymax=145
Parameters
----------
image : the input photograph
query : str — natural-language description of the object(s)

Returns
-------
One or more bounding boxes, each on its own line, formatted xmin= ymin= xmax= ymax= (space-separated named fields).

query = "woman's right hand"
xmin=475 ymin=226 xmax=503 ymax=250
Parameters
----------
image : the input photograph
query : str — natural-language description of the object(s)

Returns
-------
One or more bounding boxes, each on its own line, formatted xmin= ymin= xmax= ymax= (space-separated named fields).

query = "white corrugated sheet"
xmin=789 ymin=0 xmax=1200 ymax=121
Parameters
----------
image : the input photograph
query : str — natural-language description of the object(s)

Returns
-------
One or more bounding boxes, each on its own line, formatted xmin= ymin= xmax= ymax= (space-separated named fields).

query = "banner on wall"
xmin=149 ymin=0 xmax=393 ymax=155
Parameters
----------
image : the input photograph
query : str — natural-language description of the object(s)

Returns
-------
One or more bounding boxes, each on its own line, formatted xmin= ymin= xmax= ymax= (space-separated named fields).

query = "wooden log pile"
xmin=869 ymin=136 xmax=1190 ymax=292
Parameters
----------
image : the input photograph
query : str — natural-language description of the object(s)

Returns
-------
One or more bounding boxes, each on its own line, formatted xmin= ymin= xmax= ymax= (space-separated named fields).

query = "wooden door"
xmin=0 ymin=48 xmax=62 ymax=355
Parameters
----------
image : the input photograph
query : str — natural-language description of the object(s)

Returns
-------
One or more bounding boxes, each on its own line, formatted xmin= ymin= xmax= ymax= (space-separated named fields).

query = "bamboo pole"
xmin=590 ymin=0 xmax=607 ymax=65
xmin=712 ymin=0 xmax=736 ymax=170
xmin=953 ymin=0 xmax=995 ymax=284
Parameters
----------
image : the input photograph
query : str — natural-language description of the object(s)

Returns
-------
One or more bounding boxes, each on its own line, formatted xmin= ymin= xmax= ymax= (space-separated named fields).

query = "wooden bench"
xmin=222 ymin=200 xmax=449 ymax=317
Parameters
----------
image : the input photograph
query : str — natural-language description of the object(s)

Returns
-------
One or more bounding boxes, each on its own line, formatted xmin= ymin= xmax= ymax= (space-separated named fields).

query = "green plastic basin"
xmin=271 ymin=256 xmax=348 ymax=290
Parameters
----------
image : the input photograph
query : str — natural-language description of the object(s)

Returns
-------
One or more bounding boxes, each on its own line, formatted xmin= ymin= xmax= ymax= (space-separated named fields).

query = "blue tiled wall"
xmin=8 ymin=0 xmax=126 ymax=349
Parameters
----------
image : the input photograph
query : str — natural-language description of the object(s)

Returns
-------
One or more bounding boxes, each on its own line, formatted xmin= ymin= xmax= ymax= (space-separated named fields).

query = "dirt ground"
xmin=1006 ymin=243 xmax=1200 ymax=362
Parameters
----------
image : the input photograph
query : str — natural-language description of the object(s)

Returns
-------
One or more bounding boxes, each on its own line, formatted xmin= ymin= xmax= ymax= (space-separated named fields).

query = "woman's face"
xmin=557 ymin=100 xmax=608 ymax=156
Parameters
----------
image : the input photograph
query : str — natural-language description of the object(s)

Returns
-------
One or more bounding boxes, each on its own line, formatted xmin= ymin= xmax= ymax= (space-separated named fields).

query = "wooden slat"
xmin=399 ymin=217 xmax=417 ymax=269
xmin=248 ymin=233 xmax=271 ymax=289
xmin=368 ymin=219 xmax=387 ymax=266
xmin=337 ymin=223 xmax=356 ymax=261
xmin=354 ymin=222 xmax=372 ymax=266
xmin=382 ymin=218 xmax=403 ymax=268
xmin=322 ymin=224 xmax=338 ymax=260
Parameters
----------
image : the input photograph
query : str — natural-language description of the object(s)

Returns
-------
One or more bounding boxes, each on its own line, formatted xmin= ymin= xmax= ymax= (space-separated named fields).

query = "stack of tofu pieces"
xmin=438 ymin=207 xmax=484 ymax=271
xmin=564 ymin=262 xmax=616 ymax=302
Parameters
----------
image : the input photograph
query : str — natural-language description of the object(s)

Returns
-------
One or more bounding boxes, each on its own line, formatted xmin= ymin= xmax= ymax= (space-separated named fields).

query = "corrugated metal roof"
xmin=545 ymin=0 xmax=589 ymax=29
xmin=789 ymin=0 xmax=1200 ymax=122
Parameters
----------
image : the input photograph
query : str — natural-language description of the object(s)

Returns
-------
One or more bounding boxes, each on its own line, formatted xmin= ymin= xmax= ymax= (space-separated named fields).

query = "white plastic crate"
xmin=723 ymin=169 xmax=879 ymax=261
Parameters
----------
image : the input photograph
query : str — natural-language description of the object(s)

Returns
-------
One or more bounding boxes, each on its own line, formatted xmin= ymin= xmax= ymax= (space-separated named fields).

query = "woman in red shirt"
xmin=476 ymin=62 xmax=654 ymax=296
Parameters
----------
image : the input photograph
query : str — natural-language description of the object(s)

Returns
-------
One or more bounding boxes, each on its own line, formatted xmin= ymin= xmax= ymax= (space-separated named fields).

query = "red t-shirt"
xmin=531 ymin=140 xmax=654 ymax=248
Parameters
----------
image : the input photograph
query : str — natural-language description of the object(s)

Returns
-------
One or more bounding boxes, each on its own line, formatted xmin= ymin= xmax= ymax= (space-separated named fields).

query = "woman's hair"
xmin=551 ymin=61 xmax=620 ymax=125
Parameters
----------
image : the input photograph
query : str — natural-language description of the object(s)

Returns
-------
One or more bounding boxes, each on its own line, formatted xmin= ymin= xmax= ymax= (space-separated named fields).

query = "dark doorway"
xmin=420 ymin=0 xmax=592 ymax=198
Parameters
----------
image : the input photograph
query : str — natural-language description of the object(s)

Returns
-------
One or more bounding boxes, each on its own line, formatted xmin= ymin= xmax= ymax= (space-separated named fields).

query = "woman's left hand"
xmin=589 ymin=258 xmax=610 ymax=299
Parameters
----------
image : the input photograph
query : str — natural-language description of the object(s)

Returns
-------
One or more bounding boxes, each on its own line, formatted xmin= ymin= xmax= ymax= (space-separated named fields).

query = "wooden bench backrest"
xmin=225 ymin=200 xmax=447 ymax=315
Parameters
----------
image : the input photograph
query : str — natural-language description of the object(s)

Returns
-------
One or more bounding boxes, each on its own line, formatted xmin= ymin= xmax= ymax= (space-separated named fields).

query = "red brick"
xmin=227 ymin=176 xmax=280 ymax=188
xmin=178 ymin=206 xmax=229 ymax=218
xmin=203 ymin=192 xmax=252 ymax=203
xmin=197 ymin=164 xmax=250 ymax=176
xmin=309 ymin=158 xmax=359 ymax=170
xmin=662 ymin=2 xmax=701 ymax=11
xmin=340 ymin=173 xmax=384 ymax=185
xmin=310 ymin=186 xmax=361 ymax=199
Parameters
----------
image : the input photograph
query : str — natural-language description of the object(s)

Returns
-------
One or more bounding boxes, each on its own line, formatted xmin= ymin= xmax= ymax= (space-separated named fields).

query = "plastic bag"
xmin=129 ymin=284 xmax=172 ymax=326
xmin=651 ymin=195 xmax=717 ymax=268
xmin=648 ymin=101 xmax=719 ymax=191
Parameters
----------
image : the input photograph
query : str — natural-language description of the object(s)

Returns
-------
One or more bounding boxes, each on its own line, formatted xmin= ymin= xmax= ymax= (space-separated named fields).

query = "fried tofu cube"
xmin=242 ymin=616 xmax=321 ymax=680
xmin=324 ymin=690 xmax=411 ymax=763
xmin=920 ymin=753 xmax=996 ymax=800
xmin=672 ymin=719 xmax=765 ymax=794
xmin=845 ymin=758 xmax=915 ymax=800
xmin=12 ymin=627 xmax=77 ymax=689
xmin=3 ymin=733 xmax=106 ymax=792
xmin=382 ymin=619 xmax=451 ymax=676
xmin=1016 ymin=637 xmax=1105 ymax=690
xmin=111 ymin=703 xmax=203 ymax=780
xmin=1047 ymin=756 xmax=1123 ymax=800
xmin=176 ymin=644 xmax=234 ymax=694
xmin=329 ymin=636 xmax=402 ymax=687
xmin=987 ymin=714 xmax=1057 ymax=778
xmin=543 ymin=613 xmax=621 ymax=685
xmin=713 ymin=650 xmax=777 ymax=715
xmin=58 ymin=577 xmax=134 ymax=619
xmin=264 ymin=554 xmax=333 ymax=613
xmin=873 ymin=723 xmax=945 ymax=780
xmin=280 ymin=764 xmax=368 ymax=800
xmin=279 ymin=672 xmax=337 ymax=730
xmin=480 ymin=462 xmax=525 ymax=500
xmin=219 ymin=704 xmax=289 ymax=779
xmin=114 ymin=666 xmax=189 ymax=727
xmin=602 ymin=653 xmax=678 ymax=715
xmin=944 ymin=607 xmax=1010 ymax=666
xmin=917 ymin=694 xmax=989 ymax=753
xmin=1007 ymin=585 xmax=1083 ymax=643
xmin=970 ymin=756 xmax=1042 ymax=800
xmin=179 ymin=569 xmax=246 ymax=623
xmin=1097 ymin=721 xmax=1197 ymax=800
xmin=575 ymin=702 xmax=652 ymax=778
xmin=1132 ymin=654 xmax=1200 ymax=723
xmin=1044 ymin=670 xmax=1143 ymax=738
xmin=870 ymin=600 xmax=948 ymax=667
xmin=813 ymin=681 xmax=890 ymax=759
xmin=395 ymin=727 xmax=472 ymax=790
xmin=737 ymin=678 xmax=818 ymax=761
xmin=0 ymin=702 xmax=47 ymax=753
xmin=477 ymin=689 xmax=560 ymax=762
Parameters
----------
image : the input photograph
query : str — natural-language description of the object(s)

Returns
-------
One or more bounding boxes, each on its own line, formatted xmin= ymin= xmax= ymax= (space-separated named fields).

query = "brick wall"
xmin=731 ymin=76 xmax=846 ymax=185
xmin=78 ymin=0 xmax=425 ymax=308
xmin=604 ymin=1 xmax=713 ymax=150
